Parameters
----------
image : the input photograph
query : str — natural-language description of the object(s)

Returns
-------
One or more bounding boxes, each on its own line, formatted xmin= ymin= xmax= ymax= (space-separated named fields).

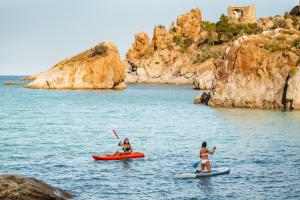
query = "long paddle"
xmin=193 ymin=161 xmax=201 ymax=169
xmin=112 ymin=129 xmax=121 ymax=145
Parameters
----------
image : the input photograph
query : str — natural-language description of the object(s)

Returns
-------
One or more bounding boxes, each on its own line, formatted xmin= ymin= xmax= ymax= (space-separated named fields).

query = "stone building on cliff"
xmin=227 ymin=5 xmax=256 ymax=24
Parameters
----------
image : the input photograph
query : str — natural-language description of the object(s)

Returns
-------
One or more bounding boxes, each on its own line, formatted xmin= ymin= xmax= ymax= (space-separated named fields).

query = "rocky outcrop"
xmin=126 ymin=32 xmax=149 ymax=59
xmin=194 ymin=91 xmax=211 ymax=105
xmin=175 ymin=8 xmax=202 ymax=38
xmin=0 ymin=174 xmax=72 ymax=200
xmin=193 ymin=58 xmax=215 ymax=90
xmin=126 ymin=8 xmax=204 ymax=85
xmin=257 ymin=4 xmax=300 ymax=31
xmin=200 ymin=29 xmax=300 ymax=110
xmin=27 ymin=41 xmax=126 ymax=90
xmin=21 ymin=72 xmax=43 ymax=82
xmin=257 ymin=16 xmax=300 ymax=30
xmin=3 ymin=81 xmax=25 ymax=86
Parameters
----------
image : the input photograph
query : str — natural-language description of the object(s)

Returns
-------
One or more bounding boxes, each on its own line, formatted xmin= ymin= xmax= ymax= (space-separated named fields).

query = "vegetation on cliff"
xmin=202 ymin=14 xmax=263 ymax=43
xmin=92 ymin=42 xmax=109 ymax=57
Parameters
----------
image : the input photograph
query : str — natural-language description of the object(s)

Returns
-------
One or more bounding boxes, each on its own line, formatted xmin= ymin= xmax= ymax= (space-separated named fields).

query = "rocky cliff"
xmin=27 ymin=41 xmax=126 ymax=90
xmin=125 ymin=7 xmax=265 ymax=86
xmin=126 ymin=8 xmax=207 ymax=85
xmin=195 ymin=29 xmax=300 ymax=110
xmin=0 ymin=174 xmax=72 ymax=200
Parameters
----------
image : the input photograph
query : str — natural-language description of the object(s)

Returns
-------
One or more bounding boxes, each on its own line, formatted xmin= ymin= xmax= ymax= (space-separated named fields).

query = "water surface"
xmin=0 ymin=76 xmax=299 ymax=199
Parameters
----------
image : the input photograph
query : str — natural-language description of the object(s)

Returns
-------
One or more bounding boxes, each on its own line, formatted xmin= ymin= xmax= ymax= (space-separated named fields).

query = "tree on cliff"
xmin=203 ymin=21 xmax=217 ymax=45
xmin=215 ymin=14 xmax=262 ymax=42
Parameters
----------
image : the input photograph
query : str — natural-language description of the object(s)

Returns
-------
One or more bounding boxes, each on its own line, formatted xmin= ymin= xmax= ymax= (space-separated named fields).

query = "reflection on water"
xmin=198 ymin=178 xmax=214 ymax=193
xmin=122 ymin=159 xmax=132 ymax=169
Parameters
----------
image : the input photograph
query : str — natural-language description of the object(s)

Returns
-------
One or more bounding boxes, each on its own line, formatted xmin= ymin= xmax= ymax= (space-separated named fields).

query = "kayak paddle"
xmin=112 ymin=129 xmax=120 ymax=140
xmin=112 ymin=129 xmax=122 ymax=146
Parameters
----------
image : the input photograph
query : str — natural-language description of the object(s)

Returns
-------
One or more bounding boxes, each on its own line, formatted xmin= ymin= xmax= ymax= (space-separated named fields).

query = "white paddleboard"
xmin=175 ymin=167 xmax=230 ymax=179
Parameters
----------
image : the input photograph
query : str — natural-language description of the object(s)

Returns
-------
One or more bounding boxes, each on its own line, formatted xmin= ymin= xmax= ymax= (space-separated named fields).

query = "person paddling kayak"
xmin=197 ymin=141 xmax=216 ymax=173
xmin=114 ymin=138 xmax=132 ymax=155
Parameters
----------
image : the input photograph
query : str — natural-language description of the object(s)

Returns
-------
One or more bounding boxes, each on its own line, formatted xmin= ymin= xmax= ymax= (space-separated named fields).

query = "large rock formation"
xmin=0 ymin=174 xmax=72 ymax=200
xmin=227 ymin=5 xmax=256 ymax=24
xmin=193 ymin=58 xmax=215 ymax=90
xmin=196 ymin=29 xmax=300 ymax=110
xmin=27 ymin=41 xmax=126 ymax=90
xmin=126 ymin=8 xmax=204 ymax=85
xmin=176 ymin=8 xmax=202 ymax=38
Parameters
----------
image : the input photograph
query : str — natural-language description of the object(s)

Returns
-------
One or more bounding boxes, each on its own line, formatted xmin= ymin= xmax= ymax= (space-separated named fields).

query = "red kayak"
xmin=92 ymin=152 xmax=145 ymax=160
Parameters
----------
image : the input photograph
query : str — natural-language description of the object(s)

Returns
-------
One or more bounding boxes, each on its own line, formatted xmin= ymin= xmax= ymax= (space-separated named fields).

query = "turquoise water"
xmin=0 ymin=76 xmax=300 ymax=199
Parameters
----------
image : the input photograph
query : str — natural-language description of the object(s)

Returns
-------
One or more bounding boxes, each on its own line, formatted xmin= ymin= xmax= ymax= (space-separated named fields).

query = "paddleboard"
xmin=175 ymin=167 xmax=230 ymax=179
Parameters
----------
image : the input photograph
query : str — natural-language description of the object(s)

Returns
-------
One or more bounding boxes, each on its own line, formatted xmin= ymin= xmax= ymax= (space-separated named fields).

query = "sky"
xmin=0 ymin=0 xmax=298 ymax=75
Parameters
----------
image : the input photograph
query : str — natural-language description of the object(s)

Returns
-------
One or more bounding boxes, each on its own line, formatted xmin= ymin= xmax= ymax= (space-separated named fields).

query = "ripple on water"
xmin=0 ymin=78 xmax=300 ymax=199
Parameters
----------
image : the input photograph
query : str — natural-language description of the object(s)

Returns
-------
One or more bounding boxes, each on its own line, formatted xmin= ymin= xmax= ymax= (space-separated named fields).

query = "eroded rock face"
xmin=207 ymin=29 xmax=300 ymax=109
xmin=176 ymin=8 xmax=202 ymax=38
xmin=193 ymin=58 xmax=215 ymax=90
xmin=126 ymin=32 xmax=149 ymax=60
xmin=152 ymin=25 xmax=174 ymax=50
xmin=0 ymin=174 xmax=72 ymax=200
xmin=27 ymin=41 xmax=126 ymax=90
xmin=126 ymin=8 xmax=203 ymax=85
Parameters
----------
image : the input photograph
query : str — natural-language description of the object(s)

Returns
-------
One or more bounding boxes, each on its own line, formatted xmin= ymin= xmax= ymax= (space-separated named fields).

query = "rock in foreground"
xmin=0 ymin=174 xmax=72 ymax=200
xmin=27 ymin=41 xmax=126 ymax=90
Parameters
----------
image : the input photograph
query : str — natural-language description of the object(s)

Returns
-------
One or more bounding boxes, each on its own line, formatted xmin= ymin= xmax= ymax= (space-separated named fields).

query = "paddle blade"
xmin=112 ymin=129 xmax=119 ymax=139
xmin=193 ymin=161 xmax=200 ymax=169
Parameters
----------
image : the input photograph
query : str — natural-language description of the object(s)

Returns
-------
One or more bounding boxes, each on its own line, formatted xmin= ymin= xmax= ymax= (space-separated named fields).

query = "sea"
xmin=0 ymin=76 xmax=299 ymax=199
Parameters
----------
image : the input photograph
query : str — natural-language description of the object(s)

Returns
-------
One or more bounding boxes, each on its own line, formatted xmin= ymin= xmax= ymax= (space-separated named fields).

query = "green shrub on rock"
xmin=203 ymin=21 xmax=218 ymax=45
xmin=193 ymin=50 xmax=220 ymax=64
xmin=290 ymin=66 xmax=298 ymax=75
xmin=263 ymin=43 xmax=282 ymax=53
xmin=297 ymin=57 xmax=300 ymax=66
xmin=292 ymin=38 xmax=300 ymax=48
xmin=215 ymin=14 xmax=263 ymax=42
xmin=173 ymin=35 xmax=194 ymax=53
xmin=92 ymin=43 xmax=109 ymax=56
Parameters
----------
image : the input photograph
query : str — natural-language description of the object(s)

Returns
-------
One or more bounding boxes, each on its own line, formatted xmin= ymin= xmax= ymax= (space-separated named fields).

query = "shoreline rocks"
xmin=23 ymin=5 xmax=300 ymax=111
xmin=195 ymin=29 xmax=300 ymax=110
xmin=26 ymin=41 xmax=126 ymax=90
xmin=2 ymin=81 xmax=26 ymax=86
xmin=21 ymin=72 xmax=43 ymax=82
xmin=0 ymin=174 xmax=72 ymax=200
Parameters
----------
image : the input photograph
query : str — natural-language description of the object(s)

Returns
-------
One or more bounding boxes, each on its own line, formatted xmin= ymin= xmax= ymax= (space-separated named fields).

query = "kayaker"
xmin=198 ymin=141 xmax=216 ymax=173
xmin=114 ymin=138 xmax=132 ymax=155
